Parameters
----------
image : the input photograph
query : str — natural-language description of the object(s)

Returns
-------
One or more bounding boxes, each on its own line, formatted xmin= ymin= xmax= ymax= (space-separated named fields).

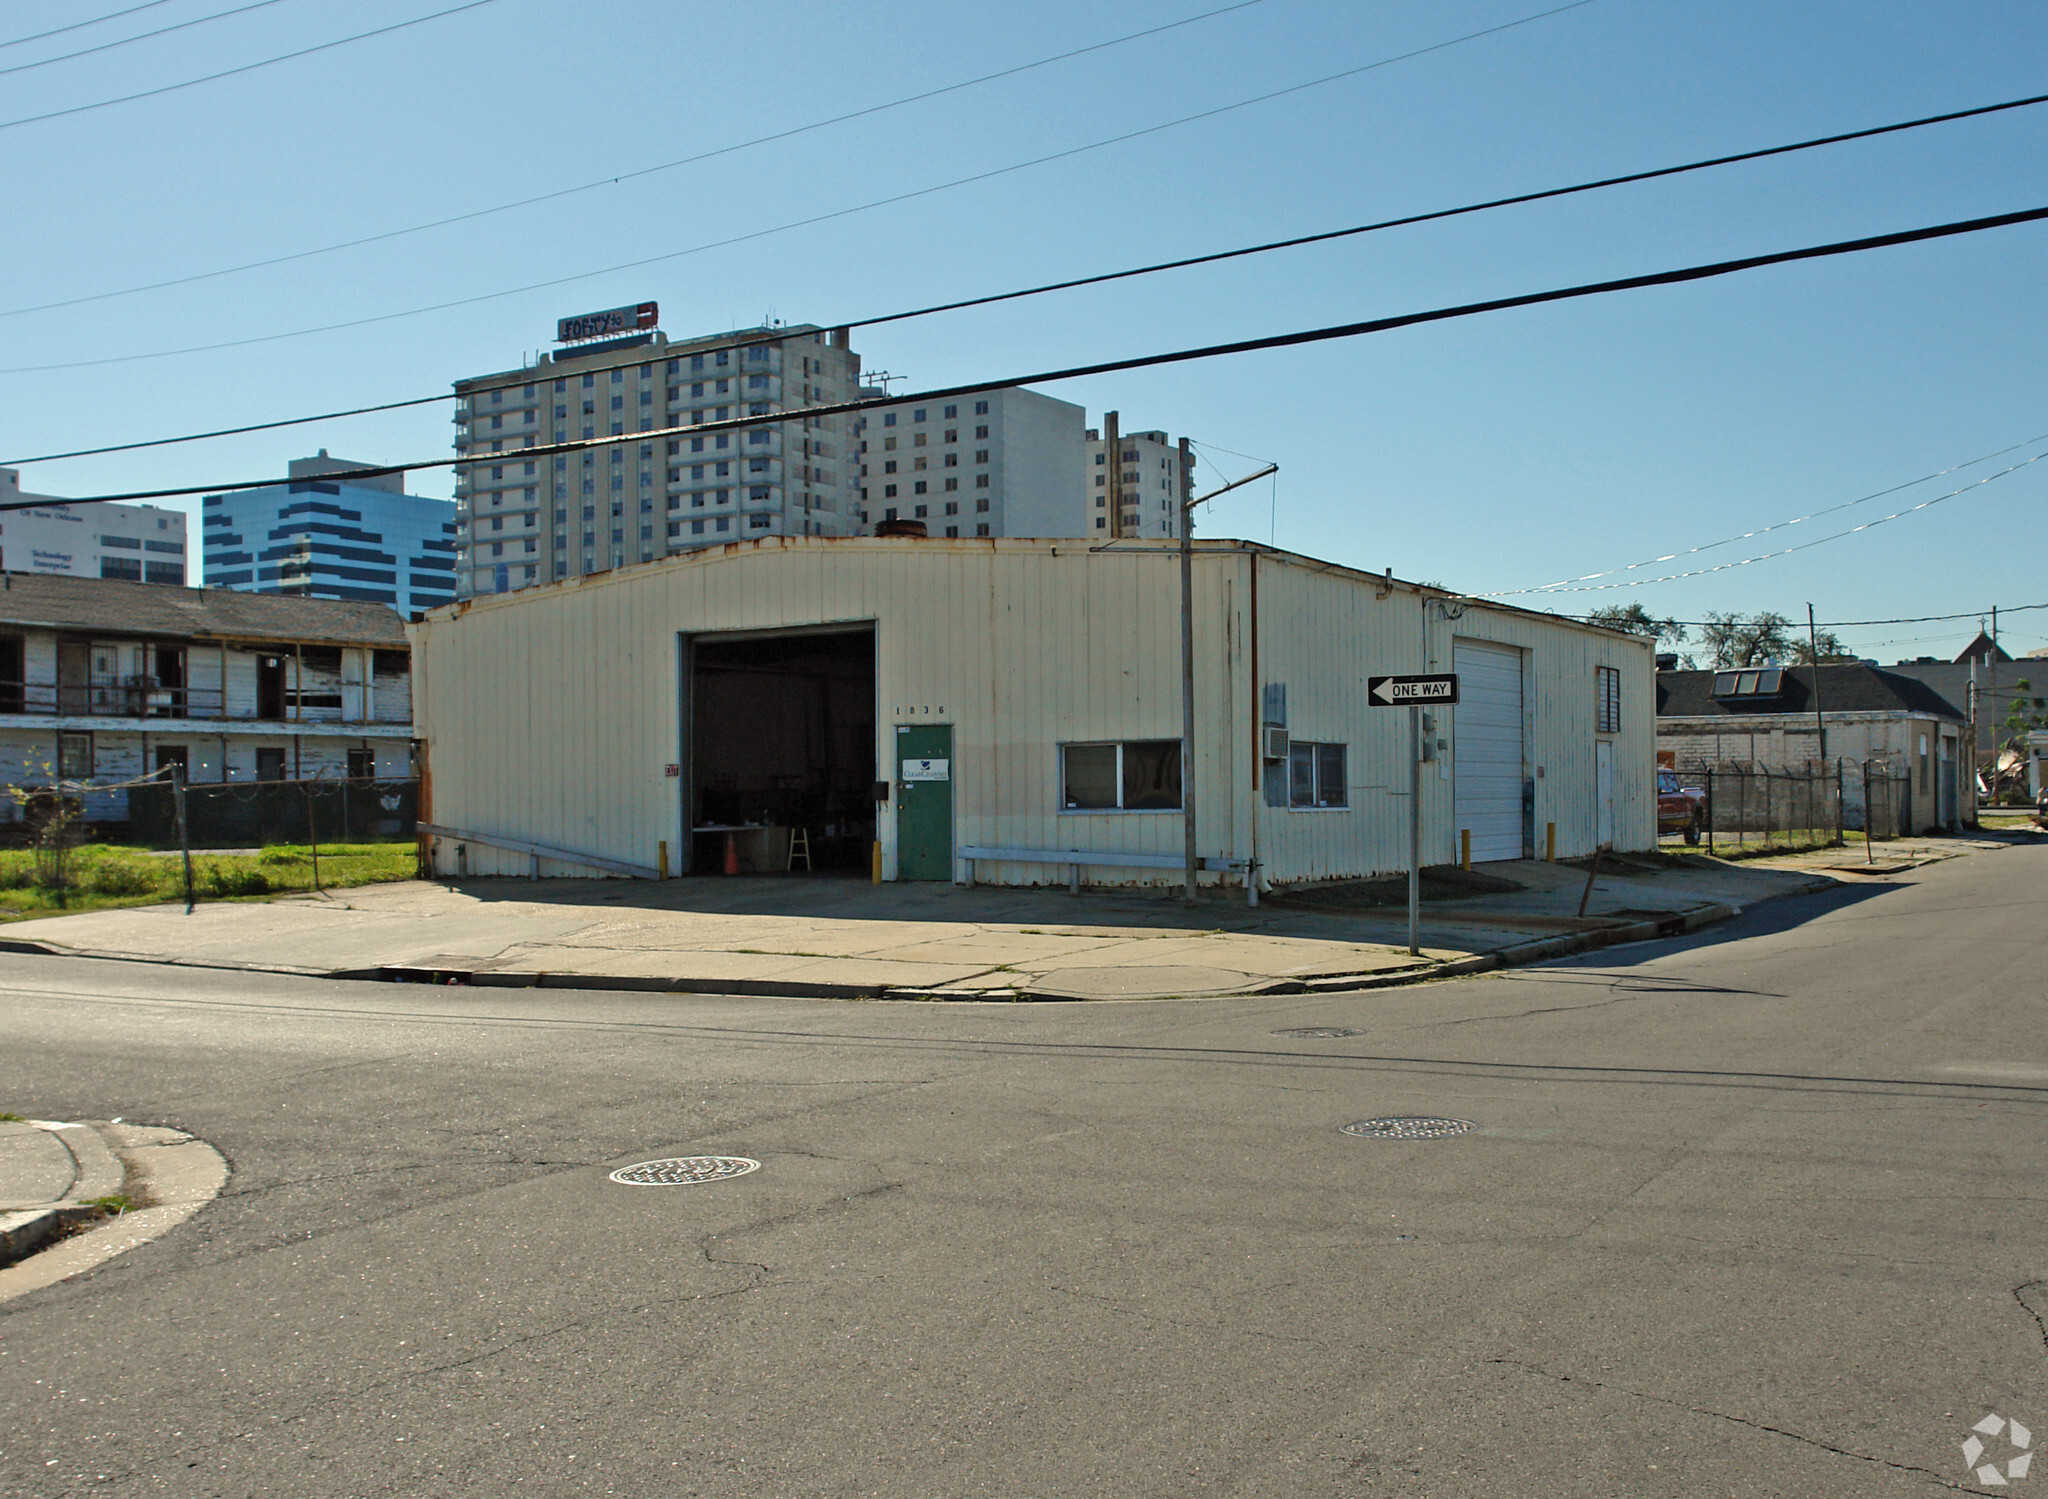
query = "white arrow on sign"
xmin=1368 ymin=673 xmax=1459 ymax=706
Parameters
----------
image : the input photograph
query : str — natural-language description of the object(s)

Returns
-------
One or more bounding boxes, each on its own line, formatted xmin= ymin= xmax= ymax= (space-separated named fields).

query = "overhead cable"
xmin=1501 ymin=450 xmax=2048 ymax=595
xmin=0 ymin=0 xmax=1603 ymax=371
xmin=21 ymin=198 xmax=2048 ymax=511
xmin=0 ymin=0 xmax=1271 ymax=319
xmin=15 ymin=81 xmax=2048 ymax=458
xmin=0 ymin=0 xmax=295 ymax=80
xmin=7 ymin=394 xmax=461 ymax=467
xmin=1581 ymin=601 xmax=2048 ymax=630
xmin=1486 ymin=428 xmax=2048 ymax=596
xmin=0 ymin=0 xmax=180 ymax=51
xmin=0 ymin=0 xmax=504 ymax=133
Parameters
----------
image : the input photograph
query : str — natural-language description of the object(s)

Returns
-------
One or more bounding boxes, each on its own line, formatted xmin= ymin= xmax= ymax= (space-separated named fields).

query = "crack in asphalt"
xmin=1045 ymin=1284 xmax=1334 ymax=1351
xmin=2014 ymin=1281 xmax=2048 ymax=1357
xmin=36 ymin=981 xmax=2047 ymax=1105
xmin=219 ymin=1158 xmax=592 ymax=1199
xmin=1486 ymin=1358 xmax=1976 ymax=1489
xmin=1426 ymin=992 xmax=1663 ymax=1027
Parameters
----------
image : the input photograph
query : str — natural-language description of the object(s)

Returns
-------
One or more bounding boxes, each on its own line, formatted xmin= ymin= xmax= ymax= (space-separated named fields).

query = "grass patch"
xmin=0 ymin=841 xmax=419 ymax=922
xmin=1699 ymin=833 xmax=1846 ymax=862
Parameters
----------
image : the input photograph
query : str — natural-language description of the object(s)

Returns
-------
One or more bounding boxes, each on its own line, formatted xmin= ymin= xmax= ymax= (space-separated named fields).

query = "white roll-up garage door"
xmin=1454 ymin=640 xmax=1525 ymax=862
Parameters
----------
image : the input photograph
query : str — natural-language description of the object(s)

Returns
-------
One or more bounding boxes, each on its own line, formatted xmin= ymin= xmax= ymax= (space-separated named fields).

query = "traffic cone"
xmin=723 ymin=833 xmax=739 ymax=875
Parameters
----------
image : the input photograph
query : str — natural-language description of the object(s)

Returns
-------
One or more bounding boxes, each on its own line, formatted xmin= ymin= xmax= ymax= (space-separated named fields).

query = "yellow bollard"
xmin=658 ymin=840 xmax=670 ymax=880
xmin=1460 ymin=828 xmax=1471 ymax=871
xmin=1545 ymin=822 xmax=1556 ymax=862
xmin=871 ymin=841 xmax=883 ymax=884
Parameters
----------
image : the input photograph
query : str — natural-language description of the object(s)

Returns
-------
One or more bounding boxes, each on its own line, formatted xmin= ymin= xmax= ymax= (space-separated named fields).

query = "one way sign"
xmin=1368 ymin=673 xmax=1459 ymax=706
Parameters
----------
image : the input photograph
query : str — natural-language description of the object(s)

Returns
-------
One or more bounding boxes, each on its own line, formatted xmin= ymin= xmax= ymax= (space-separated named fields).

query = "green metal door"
xmin=895 ymin=724 xmax=953 ymax=881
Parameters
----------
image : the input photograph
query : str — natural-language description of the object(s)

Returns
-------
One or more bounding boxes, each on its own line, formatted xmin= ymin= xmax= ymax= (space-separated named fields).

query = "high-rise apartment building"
xmin=852 ymin=386 xmax=1086 ymax=538
xmin=202 ymin=452 xmax=457 ymax=611
xmin=850 ymin=391 xmax=1197 ymax=540
xmin=451 ymin=314 xmax=865 ymax=595
xmin=0 ymin=467 xmax=189 ymax=583
xmin=1084 ymin=424 xmax=1195 ymax=540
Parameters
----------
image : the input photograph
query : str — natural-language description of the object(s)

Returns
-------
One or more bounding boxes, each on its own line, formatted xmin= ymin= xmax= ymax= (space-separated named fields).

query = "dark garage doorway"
xmin=687 ymin=626 xmax=876 ymax=874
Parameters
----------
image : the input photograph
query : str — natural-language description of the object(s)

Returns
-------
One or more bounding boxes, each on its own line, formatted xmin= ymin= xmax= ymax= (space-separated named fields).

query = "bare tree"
xmin=1585 ymin=602 xmax=1687 ymax=645
xmin=1791 ymin=629 xmax=1853 ymax=664
xmin=1698 ymin=611 xmax=1793 ymax=668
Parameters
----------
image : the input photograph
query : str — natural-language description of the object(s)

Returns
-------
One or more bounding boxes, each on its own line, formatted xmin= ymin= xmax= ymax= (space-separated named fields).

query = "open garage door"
xmin=688 ymin=627 xmax=876 ymax=874
xmin=1454 ymin=640 xmax=1526 ymax=862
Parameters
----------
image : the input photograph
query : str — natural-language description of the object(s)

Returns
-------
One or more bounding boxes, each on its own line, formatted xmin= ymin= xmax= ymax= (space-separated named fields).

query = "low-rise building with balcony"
xmin=0 ymin=572 xmax=413 ymax=826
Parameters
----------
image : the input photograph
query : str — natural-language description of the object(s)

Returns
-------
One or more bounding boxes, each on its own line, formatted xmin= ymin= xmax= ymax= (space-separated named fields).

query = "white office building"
xmin=452 ymin=316 xmax=867 ymax=596
xmin=0 ymin=468 xmax=189 ymax=584
xmin=849 ymin=391 xmax=1197 ymax=540
xmin=852 ymin=386 xmax=1087 ymax=538
xmin=202 ymin=453 xmax=457 ymax=611
xmin=1084 ymin=425 xmax=1196 ymax=540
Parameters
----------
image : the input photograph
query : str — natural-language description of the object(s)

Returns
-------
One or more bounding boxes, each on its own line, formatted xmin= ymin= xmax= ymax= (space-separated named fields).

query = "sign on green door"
xmin=895 ymin=724 xmax=953 ymax=881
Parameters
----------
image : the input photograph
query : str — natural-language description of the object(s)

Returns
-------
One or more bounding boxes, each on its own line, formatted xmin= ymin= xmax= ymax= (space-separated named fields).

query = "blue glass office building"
xmin=204 ymin=452 xmax=457 ymax=612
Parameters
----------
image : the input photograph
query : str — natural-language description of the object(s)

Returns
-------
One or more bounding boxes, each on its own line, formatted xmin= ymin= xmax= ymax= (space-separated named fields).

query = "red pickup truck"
xmin=1658 ymin=769 xmax=1708 ymax=844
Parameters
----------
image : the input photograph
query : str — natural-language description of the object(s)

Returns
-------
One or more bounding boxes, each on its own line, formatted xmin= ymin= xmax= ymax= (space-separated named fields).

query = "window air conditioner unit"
xmin=1262 ymin=725 xmax=1290 ymax=762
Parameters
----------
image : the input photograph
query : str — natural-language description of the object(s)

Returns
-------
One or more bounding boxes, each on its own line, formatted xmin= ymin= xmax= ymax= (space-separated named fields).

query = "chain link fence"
xmin=1698 ymin=762 xmax=1841 ymax=855
xmin=1664 ymin=759 xmax=1916 ymax=855
xmin=1856 ymin=758 xmax=1913 ymax=841
xmin=127 ymin=776 xmax=418 ymax=850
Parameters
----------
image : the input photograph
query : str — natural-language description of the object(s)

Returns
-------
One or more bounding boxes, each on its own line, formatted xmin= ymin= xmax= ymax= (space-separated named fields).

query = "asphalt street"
xmin=1 ymin=847 xmax=2043 ymax=1497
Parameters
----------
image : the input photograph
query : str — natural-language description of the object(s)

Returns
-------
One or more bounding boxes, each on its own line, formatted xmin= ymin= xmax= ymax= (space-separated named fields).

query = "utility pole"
xmin=1806 ymin=603 xmax=1828 ymax=762
xmin=172 ymin=762 xmax=194 ymax=914
xmin=1991 ymin=603 xmax=2001 ymax=758
xmin=1178 ymin=458 xmax=1278 ymax=906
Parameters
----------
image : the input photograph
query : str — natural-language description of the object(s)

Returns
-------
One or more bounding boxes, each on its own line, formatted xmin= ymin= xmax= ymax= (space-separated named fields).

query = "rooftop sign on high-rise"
xmin=556 ymin=302 xmax=658 ymax=343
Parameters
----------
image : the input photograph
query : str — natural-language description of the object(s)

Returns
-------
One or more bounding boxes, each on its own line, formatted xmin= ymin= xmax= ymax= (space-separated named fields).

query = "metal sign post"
xmin=1370 ymin=673 xmax=1457 ymax=957
xmin=1408 ymin=704 xmax=1421 ymax=956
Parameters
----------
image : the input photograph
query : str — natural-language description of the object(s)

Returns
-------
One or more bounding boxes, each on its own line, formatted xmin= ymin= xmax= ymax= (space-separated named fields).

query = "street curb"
xmin=0 ymin=1120 xmax=128 ymax=1266
xmin=0 ymin=1123 xmax=230 ymax=1304
xmin=0 ymin=938 xmax=335 ymax=980
xmin=0 ymin=874 xmax=1844 ymax=1004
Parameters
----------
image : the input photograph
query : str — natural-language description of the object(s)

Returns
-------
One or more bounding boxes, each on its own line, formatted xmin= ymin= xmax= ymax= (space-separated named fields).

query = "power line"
xmin=22 ymin=198 xmax=2048 ymax=510
xmin=16 ymin=80 xmax=2047 ymax=460
xmin=836 ymin=86 xmax=2048 ymax=335
xmin=1501 ymin=450 xmax=2048 ymax=595
xmin=1587 ymin=601 xmax=2048 ymax=630
xmin=0 ymin=0 xmax=180 ymax=51
xmin=1486 ymin=428 xmax=2048 ymax=596
xmin=0 ymin=0 xmax=1270 ymax=320
xmin=0 ymin=0 xmax=1603 ymax=373
xmin=0 ymin=0 xmax=295 ymax=80
xmin=5 ymin=393 xmax=456 ymax=467
xmin=0 ymin=0 xmax=503 ymax=134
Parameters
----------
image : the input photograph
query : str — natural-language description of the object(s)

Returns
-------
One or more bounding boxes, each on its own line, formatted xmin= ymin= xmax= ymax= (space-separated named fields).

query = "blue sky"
xmin=3 ymin=0 xmax=2044 ymax=660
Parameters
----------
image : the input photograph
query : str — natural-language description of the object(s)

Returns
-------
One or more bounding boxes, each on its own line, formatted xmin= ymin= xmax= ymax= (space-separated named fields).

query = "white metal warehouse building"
xmin=408 ymin=536 xmax=1654 ymax=890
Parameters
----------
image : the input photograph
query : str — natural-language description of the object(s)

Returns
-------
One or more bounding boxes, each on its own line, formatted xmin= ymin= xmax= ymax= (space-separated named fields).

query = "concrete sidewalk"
xmin=0 ymin=1119 xmax=231 ymax=1301
xmin=0 ymin=845 xmax=1906 ymax=1000
xmin=0 ymin=1118 xmax=124 ymax=1264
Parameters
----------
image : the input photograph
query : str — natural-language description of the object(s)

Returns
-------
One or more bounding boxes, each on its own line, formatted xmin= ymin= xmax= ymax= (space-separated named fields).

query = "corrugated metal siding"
xmin=1453 ymin=640 xmax=1527 ymax=860
xmin=1432 ymin=602 xmax=1656 ymax=860
xmin=412 ymin=540 xmax=1655 ymax=883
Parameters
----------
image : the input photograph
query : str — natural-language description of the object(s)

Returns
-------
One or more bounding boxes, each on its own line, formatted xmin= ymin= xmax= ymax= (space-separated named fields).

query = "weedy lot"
xmin=0 ymin=842 xmax=417 ymax=921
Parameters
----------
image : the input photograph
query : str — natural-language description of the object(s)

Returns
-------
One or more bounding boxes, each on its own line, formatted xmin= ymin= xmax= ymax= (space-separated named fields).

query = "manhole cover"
xmin=1274 ymin=1026 xmax=1367 ymax=1038
xmin=1339 ymin=1117 xmax=1476 ymax=1140
xmin=609 ymin=1156 xmax=760 ymax=1186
